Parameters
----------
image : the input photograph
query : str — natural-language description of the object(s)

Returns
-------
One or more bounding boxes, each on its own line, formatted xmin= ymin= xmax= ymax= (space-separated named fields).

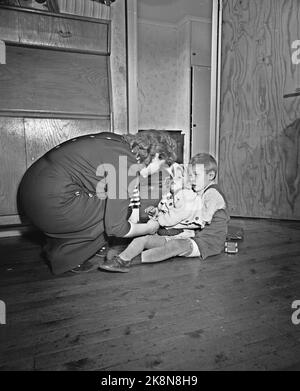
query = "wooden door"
xmin=219 ymin=0 xmax=300 ymax=219
xmin=191 ymin=66 xmax=211 ymax=156
xmin=0 ymin=118 xmax=26 ymax=223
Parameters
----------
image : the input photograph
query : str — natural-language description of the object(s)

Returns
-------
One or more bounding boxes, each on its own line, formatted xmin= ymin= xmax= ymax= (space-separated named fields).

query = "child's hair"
xmin=189 ymin=153 xmax=218 ymax=180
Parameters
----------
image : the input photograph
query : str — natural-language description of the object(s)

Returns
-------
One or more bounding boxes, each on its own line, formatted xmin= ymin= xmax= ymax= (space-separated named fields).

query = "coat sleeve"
xmin=104 ymin=197 xmax=131 ymax=237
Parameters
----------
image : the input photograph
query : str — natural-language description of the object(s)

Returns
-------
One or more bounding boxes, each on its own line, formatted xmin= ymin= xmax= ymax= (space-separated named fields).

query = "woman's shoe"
xmin=95 ymin=245 xmax=108 ymax=258
xmin=98 ymin=255 xmax=131 ymax=273
xmin=70 ymin=255 xmax=100 ymax=273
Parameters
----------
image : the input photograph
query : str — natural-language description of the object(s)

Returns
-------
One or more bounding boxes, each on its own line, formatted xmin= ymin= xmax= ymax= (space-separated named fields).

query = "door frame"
xmin=210 ymin=0 xmax=223 ymax=163
xmin=126 ymin=0 xmax=138 ymax=134
xmin=126 ymin=0 xmax=223 ymax=151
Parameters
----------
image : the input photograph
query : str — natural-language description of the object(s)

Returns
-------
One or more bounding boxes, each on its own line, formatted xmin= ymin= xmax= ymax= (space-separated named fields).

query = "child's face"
xmin=170 ymin=168 xmax=184 ymax=193
xmin=188 ymin=164 xmax=214 ymax=192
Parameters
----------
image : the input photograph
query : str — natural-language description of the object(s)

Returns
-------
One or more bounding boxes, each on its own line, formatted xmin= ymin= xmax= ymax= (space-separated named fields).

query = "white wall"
xmin=137 ymin=1 xmax=213 ymax=162
xmin=176 ymin=20 xmax=192 ymax=161
xmin=137 ymin=21 xmax=178 ymax=130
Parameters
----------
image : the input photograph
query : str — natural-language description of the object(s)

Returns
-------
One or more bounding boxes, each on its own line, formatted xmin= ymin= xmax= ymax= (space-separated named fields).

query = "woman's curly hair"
xmin=123 ymin=130 xmax=177 ymax=166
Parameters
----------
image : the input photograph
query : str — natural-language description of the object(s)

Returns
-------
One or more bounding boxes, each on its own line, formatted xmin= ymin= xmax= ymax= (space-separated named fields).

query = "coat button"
xmin=88 ymin=193 xmax=93 ymax=198
xmin=75 ymin=191 xmax=80 ymax=196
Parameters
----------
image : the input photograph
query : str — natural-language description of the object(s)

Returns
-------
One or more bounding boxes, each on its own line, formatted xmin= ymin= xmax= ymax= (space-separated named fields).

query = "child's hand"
xmin=145 ymin=206 xmax=158 ymax=218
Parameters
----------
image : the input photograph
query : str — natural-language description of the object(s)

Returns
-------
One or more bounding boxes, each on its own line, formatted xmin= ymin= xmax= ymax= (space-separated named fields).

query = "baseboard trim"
xmin=0 ymin=226 xmax=33 ymax=238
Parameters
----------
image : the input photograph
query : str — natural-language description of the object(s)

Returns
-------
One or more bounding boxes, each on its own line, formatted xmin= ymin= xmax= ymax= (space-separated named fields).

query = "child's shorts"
xmin=183 ymin=238 xmax=200 ymax=257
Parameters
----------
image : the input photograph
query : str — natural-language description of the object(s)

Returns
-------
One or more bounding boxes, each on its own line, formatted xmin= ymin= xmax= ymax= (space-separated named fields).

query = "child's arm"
xmin=202 ymin=189 xmax=226 ymax=224
xmin=157 ymin=189 xmax=195 ymax=227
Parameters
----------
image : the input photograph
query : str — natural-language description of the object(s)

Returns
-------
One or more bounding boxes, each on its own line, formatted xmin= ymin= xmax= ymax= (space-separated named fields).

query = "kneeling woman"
xmin=19 ymin=130 xmax=176 ymax=274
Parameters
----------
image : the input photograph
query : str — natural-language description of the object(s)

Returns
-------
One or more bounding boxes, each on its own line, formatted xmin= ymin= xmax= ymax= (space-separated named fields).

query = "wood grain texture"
xmin=0 ymin=6 xmax=112 ymax=226
xmin=110 ymin=0 xmax=128 ymax=133
xmin=0 ymin=118 xmax=26 ymax=215
xmin=0 ymin=218 xmax=299 ymax=370
xmin=0 ymin=46 xmax=110 ymax=117
xmin=24 ymin=118 xmax=110 ymax=166
xmin=0 ymin=6 xmax=109 ymax=53
xmin=218 ymin=0 xmax=300 ymax=219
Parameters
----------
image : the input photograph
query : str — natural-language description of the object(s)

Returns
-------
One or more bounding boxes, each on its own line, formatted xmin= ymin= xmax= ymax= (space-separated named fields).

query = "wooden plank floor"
xmin=0 ymin=218 xmax=300 ymax=371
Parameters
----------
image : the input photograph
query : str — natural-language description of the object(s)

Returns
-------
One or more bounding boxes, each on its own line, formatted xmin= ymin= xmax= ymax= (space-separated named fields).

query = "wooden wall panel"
xmin=0 ymin=118 xmax=26 ymax=215
xmin=110 ymin=0 xmax=128 ymax=133
xmin=0 ymin=6 xmax=113 ymax=227
xmin=0 ymin=7 xmax=109 ymax=53
xmin=24 ymin=118 xmax=110 ymax=167
xmin=219 ymin=0 xmax=300 ymax=219
xmin=0 ymin=46 xmax=110 ymax=116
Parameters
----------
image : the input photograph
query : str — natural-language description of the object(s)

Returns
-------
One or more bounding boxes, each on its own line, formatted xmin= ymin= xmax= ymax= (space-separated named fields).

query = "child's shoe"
xmin=98 ymin=255 xmax=131 ymax=273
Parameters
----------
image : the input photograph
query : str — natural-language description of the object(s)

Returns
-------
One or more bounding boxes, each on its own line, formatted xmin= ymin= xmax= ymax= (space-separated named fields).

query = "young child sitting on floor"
xmin=99 ymin=153 xmax=230 ymax=273
xmin=147 ymin=162 xmax=206 ymax=235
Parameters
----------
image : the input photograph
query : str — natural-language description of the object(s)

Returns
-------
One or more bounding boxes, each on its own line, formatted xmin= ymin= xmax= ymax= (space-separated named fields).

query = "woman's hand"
xmin=145 ymin=205 xmax=158 ymax=218
xmin=146 ymin=219 xmax=160 ymax=234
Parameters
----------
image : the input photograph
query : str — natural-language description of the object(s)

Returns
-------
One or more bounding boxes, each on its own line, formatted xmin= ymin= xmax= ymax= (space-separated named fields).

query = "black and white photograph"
xmin=0 ymin=0 xmax=300 ymax=375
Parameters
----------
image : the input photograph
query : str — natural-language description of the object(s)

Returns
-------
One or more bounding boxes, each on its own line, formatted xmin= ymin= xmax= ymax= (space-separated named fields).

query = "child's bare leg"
xmin=119 ymin=235 xmax=167 ymax=261
xmin=99 ymin=235 xmax=167 ymax=273
xmin=141 ymin=239 xmax=193 ymax=263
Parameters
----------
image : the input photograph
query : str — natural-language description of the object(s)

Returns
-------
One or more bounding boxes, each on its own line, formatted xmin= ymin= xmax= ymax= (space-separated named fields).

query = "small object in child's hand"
xmin=225 ymin=241 xmax=238 ymax=254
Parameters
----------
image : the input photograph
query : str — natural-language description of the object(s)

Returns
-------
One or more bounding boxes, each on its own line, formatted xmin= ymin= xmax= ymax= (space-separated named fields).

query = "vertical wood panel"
xmin=219 ymin=0 xmax=300 ymax=219
xmin=110 ymin=0 xmax=128 ymax=134
xmin=24 ymin=118 xmax=110 ymax=166
xmin=0 ymin=118 xmax=26 ymax=215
